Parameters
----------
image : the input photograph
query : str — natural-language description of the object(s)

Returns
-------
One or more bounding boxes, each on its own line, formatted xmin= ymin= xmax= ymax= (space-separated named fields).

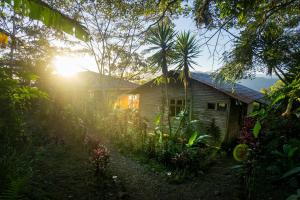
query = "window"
xmin=169 ymin=98 xmax=187 ymax=117
xmin=207 ymin=102 xmax=228 ymax=111
xmin=207 ymin=103 xmax=216 ymax=110
xmin=217 ymin=103 xmax=227 ymax=111
xmin=128 ymin=94 xmax=139 ymax=109
xmin=89 ymin=90 xmax=94 ymax=98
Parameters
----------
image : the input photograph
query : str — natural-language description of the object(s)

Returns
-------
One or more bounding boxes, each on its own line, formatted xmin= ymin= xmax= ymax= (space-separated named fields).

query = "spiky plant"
xmin=146 ymin=23 xmax=176 ymax=133
xmin=147 ymin=23 xmax=176 ymax=76
xmin=174 ymin=31 xmax=200 ymax=111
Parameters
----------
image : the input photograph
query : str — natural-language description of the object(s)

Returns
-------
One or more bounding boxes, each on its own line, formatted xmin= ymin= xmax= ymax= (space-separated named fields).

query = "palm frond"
xmin=174 ymin=31 xmax=200 ymax=83
xmin=146 ymin=23 xmax=176 ymax=74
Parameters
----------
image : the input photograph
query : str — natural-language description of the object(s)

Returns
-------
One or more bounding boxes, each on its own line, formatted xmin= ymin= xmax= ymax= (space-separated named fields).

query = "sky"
xmin=53 ymin=15 xmax=236 ymax=76
xmin=173 ymin=16 xmax=233 ymax=72
xmin=52 ymin=15 xmax=278 ymax=81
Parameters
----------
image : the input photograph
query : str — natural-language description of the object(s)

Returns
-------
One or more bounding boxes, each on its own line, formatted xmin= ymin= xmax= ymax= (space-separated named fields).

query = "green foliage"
xmin=0 ymin=176 xmax=28 ymax=200
xmin=261 ymin=80 xmax=285 ymax=95
xmin=252 ymin=120 xmax=261 ymax=138
xmin=4 ymin=0 xmax=89 ymax=41
xmin=154 ymin=113 xmax=162 ymax=126
xmin=187 ymin=131 xmax=198 ymax=147
xmin=173 ymin=31 xmax=200 ymax=84
xmin=287 ymin=189 xmax=300 ymax=200
xmin=173 ymin=31 xmax=200 ymax=110
xmin=105 ymin=108 xmax=220 ymax=181
xmin=186 ymin=131 xmax=212 ymax=148
xmin=146 ymin=22 xmax=176 ymax=75
xmin=174 ymin=31 xmax=200 ymax=68
xmin=206 ymin=119 xmax=221 ymax=144
xmin=281 ymin=167 xmax=300 ymax=180
xmin=195 ymin=0 xmax=300 ymax=94
xmin=233 ymin=102 xmax=300 ymax=198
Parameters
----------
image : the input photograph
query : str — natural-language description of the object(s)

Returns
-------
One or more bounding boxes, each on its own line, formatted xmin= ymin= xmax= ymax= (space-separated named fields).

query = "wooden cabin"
xmin=130 ymin=71 xmax=265 ymax=144
xmin=64 ymin=71 xmax=138 ymax=114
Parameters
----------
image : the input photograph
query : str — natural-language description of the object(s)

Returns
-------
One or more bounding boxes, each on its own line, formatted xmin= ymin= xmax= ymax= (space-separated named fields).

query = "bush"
xmin=90 ymin=144 xmax=110 ymax=176
xmin=234 ymin=114 xmax=300 ymax=200
xmin=103 ymin=109 xmax=220 ymax=178
xmin=206 ymin=118 xmax=222 ymax=144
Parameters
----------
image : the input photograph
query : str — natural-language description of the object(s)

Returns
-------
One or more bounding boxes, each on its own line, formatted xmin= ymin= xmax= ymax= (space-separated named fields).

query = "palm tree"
xmin=146 ymin=23 xmax=176 ymax=132
xmin=173 ymin=31 xmax=200 ymax=111
xmin=147 ymin=23 xmax=176 ymax=77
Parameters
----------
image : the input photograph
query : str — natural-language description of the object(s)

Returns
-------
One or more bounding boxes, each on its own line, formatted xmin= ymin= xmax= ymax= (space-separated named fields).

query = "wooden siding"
xmin=226 ymin=99 xmax=247 ymax=143
xmin=138 ymin=79 xmax=233 ymax=140
xmin=139 ymin=85 xmax=163 ymax=125
xmin=190 ymin=79 xmax=230 ymax=140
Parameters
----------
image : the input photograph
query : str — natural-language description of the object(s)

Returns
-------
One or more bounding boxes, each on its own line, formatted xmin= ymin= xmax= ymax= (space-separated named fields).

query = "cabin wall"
xmin=138 ymin=80 xmax=233 ymax=140
xmin=226 ymin=99 xmax=248 ymax=144
xmin=139 ymin=85 xmax=163 ymax=124
xmin=190 ymin=80 xmax=231 ymax=140
xmin=139 ymin=80 xmax=194 ymax=122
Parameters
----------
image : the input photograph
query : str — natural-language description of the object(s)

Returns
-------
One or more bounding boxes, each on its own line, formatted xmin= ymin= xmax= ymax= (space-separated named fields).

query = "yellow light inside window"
xmin=0 ymin=32 xmax=9 ymax=48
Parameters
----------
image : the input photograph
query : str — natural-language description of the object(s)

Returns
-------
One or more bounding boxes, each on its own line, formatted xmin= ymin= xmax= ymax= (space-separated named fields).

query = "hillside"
xmin=238 ymin=77 xmax=278 ymax=91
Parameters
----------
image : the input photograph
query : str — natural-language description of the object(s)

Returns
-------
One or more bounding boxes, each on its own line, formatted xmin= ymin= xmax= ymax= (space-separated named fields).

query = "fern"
xmin=0 ymin=176 xmax=28 ymax=200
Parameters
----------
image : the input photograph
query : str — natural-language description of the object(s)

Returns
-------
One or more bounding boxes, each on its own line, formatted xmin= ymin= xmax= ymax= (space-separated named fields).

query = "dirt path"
xmin=105 ymin=142 xmax=242 ymax=200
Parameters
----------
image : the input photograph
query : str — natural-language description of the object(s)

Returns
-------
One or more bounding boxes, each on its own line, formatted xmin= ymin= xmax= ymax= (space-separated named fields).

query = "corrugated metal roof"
xmin=190 ymin=72 xmax=265 ymax=104
xmin=130 ymin=71 xmax=266 ymax=104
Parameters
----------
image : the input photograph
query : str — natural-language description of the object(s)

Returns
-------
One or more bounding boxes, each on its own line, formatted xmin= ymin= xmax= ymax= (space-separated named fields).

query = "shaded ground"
xmin=28 ymin=133 xmax=242 ymax=200
xmin=105 ymin=140 xmax=242 ymax=200
xmin=28 ymin=140 xmax=122 ymax=200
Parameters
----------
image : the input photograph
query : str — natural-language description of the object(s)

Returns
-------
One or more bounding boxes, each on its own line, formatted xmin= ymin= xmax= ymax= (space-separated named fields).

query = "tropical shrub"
xmin=206 ymin=118 xmax=222 ymax=144
xmin=234 ymin=108 xmax=300 ymax=199
xmin=104 ymin=107 xmax=222 ymax=179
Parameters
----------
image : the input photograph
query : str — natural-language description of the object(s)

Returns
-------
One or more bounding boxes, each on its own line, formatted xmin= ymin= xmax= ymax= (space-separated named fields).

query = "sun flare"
xmin=53 ymin=56 xmax=84 ymax=77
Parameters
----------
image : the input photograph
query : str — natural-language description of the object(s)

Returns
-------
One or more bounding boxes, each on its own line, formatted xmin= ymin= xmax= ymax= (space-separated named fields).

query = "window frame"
xmin=169 ymin=98 xmax=188 ymax=117
xmin=216 ymin=102 xmax=227 ymax=111
xmin=207 ymin=102 xmax=228 ymax=112
xmin=207 ymin=102 xmax=216 ymax=110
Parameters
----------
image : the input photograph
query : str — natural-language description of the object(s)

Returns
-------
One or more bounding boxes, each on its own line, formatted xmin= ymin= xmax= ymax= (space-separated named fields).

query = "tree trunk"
xmin=160 ymin=53 xmax=172 ymax=134
xmin=183 ymin=63 xmax=189 ymax=112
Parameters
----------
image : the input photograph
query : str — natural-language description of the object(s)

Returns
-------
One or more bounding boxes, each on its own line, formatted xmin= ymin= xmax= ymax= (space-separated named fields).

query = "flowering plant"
xmin=90 ymin=144 xmax=110 ymax=175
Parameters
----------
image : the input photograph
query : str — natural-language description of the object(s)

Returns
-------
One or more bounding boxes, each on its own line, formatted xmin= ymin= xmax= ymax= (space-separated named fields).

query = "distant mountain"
xmin=238 ymin=77 xmax=278 ymax=91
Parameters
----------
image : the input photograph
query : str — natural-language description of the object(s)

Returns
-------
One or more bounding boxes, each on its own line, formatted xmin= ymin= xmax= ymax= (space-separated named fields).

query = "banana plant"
xmin=2 ymin=0 xmax=89 ymax=41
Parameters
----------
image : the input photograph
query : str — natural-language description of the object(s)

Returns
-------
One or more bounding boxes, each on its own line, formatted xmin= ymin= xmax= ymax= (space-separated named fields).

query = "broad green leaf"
xmin=288 ymin=147 xmax=298 ymax=158
xmin=187 ymin=131 xmax=198 ymax=147
xmin=272 ymin=93 xmax=285 ymax=105
xmin=158 ymin=132 xmax=162 ymax=144
xmin=230 ymin=165 xmax=243 ymax=170
xmin=196 ymin=135 xmax=211 ymax=143
xmin=294 ymin=107 xmax=300 ymax=118
xmin=283 ymin=144 xmax=291 ymax=155
xmin=154 ymin=113 xmax=161 ymax=126
xmin=253 ymin=120 xmax=261 ymax=138
xmin=281 ymin=167 xmax=300 ymax=179
xmin=4 ymin=0 xmax=89 ymax=41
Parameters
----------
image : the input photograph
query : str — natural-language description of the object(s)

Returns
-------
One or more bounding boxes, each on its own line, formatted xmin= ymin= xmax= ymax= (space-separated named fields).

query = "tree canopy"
xmin=194 ymin=0 xmax=300 ymax=84
xmin=1 ymin=0 xmax=89 ymax=41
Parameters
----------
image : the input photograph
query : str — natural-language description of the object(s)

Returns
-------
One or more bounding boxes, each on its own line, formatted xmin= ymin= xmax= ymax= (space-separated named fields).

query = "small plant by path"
xmin=27 ymin=138 xmax=124 ymax=200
